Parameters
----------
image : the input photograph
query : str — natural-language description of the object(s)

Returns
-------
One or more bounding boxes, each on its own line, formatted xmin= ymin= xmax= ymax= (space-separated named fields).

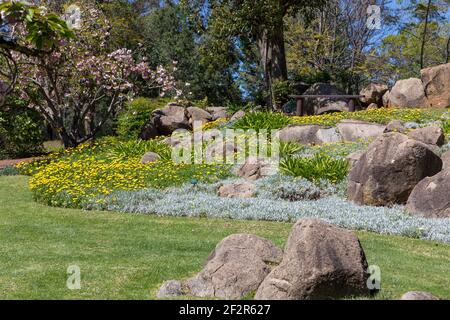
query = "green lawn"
xmin=0 ymin=176 xmax=449 ymax=300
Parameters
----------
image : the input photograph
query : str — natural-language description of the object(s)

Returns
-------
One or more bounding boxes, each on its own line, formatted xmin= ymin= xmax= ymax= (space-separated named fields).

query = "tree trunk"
xmin=420 ymin=0 xmax=432 ymax=69
xmin=57 ymin=127 xmax=77 ymax=149
xmin=258 ymin=23 xmax=288 ymax=110
xmin=446 ymin=37 xmax=450 ymax=63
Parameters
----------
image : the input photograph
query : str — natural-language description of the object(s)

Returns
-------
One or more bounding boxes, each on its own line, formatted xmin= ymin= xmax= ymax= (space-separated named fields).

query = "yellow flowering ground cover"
xmin=17 ymin=139 xmax=231 ymax=208
xmin=291 ymin=108 xmax=446 ymax=127
xmin=17 ymin=109 xmax=448 ymax=209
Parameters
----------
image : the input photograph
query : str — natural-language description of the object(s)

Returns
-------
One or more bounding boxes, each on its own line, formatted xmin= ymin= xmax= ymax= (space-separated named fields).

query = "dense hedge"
xmin=0 ymin=105 xmax=45 ymax=159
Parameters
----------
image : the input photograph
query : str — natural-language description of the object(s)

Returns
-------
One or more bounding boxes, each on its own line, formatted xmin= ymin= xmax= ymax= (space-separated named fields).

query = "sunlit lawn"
xmin=0 ymin=176 xmax=449 ymax=300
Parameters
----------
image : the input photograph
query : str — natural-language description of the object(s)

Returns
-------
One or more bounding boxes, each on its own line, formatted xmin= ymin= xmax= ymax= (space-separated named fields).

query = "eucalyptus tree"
xmin=181 ymin=0 xmax=326 ymax=108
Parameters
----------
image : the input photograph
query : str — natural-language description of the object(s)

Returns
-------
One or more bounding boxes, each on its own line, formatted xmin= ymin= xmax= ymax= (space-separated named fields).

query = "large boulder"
xmin=139 ymin=118 xmax=159 ymax=140
xmin=204 ymin=140 xmax=240 ymax=163
xmin=302 ymin=83 xmax=349 ymax=115
xmin=346 ymin=150 xmax=365 ymax=170
xmin=140 ymin=152 xmax=160 ymax=164
xmin=279 ymin=125 xmax=341 ymax=145
xmin=337 ymin=119 xmax=386 ymax=142
xmin=384 ymin=120 xmax=406 ymax=133
xmin=407 ymin=125 xmax=445 ymax=147
xmin=348 ymin=132 xmax=443 ymax=206
xmin=382 ymin=90 xmax=390 ymax=108
xmin=442 ymin=150 xmax=450 ymax=170
xmin=400 ymin=291 xmax=439 ymax=300
xmin=237 ymin=157 xmax=277 ymax=180
xmin=206 ymin=107 xmax=228 ymax=120
xmin=187 ymin=106 xmax=212 ymax=125
xmin=230 ymin=110 xmax=246 ymax=121
xmin=360 ymin=83 xmax=388 ymax=106
xmin=157 ymin=234 xmax=283 ymax=299
xmin=218 ymin=182 xmax=256 ymax=198
xmin=389 ymin=78 xmax=429 ymax=108
xmin=420 ymin=63 xmax=450 ymax=108
xmin=406 ymin=169 xmax=450 ymax=218
xmin=152 ymin=103 xmax=191 ymax=135
xmin=255 ymin=219 xmax=370 ymax=300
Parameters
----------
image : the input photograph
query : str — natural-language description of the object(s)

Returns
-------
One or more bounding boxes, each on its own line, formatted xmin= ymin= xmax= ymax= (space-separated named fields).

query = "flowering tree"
xmin=0 ymin=1 xmax=74 ymax=105
xmin=5 ymin=1 xmax=180 ymax=148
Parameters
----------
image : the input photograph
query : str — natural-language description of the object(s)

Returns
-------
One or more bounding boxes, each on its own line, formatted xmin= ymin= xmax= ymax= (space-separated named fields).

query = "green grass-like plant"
xmin=233 ymin=112 xmax=292 ymax=131
xmin=280 ymin=153 xmax=348 ymax=183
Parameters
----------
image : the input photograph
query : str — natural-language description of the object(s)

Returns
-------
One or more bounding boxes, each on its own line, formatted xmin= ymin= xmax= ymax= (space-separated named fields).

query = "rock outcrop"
xmin=337 ymin=119 xmax=386 ymax=142
xmin=347 ymin=132 xmax=442 ymax=206
xmin=140 ymin=152 xmax=161 ymax=164
xmin=407 ymin=125 xmax=445 ymax=147
xmin=157 ymin=234 xmax=283 ymax=299
xmin=406 ymin=169 xmax=450 ymax=218
xmin=389 ymin=78 xmax=429 ymax=108
xmin=400 ymin=291 xmax=439 ymax=300
xmin=302 ymin=83 xmax=349 ymax=115
xmin=218 ymin=182 xmax=256 ymax=198
xmin=255 ymin=219 xmax=370 ymax=300
xmin=420 ymin=63 xmax=450 ymax=108
xmin=360 ymin=83 xmax=388 ymax=107
xmin=279 ymin=125 xmax=341 ymax=145
xmin=237 ymin=157 xmax=277 ymax=180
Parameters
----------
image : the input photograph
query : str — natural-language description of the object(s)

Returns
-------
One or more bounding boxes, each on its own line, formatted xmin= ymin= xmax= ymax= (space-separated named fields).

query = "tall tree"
xmin=285 ymin=0 xmax=392 ymax=92
xmin=367 ymin=0 xmax=449 ymax=83
xmin=8 ymin=1 xmax=179 ymax=147
xmin=181 ymin=0 xmax=325 ymax=108
xmin=0 ymin=1 xmax=74 ymax=104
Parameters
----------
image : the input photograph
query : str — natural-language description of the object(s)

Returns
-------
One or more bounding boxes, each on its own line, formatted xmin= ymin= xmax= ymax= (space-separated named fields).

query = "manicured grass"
xmin=0 ymin=176 xmax=449 ymax=300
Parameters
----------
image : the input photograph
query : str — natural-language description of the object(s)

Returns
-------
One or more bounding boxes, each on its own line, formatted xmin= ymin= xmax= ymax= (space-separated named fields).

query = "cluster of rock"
xmin=139 ymin=103 xmax=245 ymax=140
xmin=363 ymin=63 xmax=450 ymax=109
xmin=346 ymin=124 xmax=450 ymax=218
xmin=217 ymin=157 xmax=279 ymax=199
xmin=137 ymin=63 xmax=448 ymax=142
xmin=283 ymin=63 xmax=449 ymax=114
xmin=279 ymin=119 xmax=386 ymax=145
xmin=157 ymin=219 xmax=373 ymax=300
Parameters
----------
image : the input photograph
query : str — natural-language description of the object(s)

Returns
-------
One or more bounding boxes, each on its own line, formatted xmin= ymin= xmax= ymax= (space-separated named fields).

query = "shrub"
xmin=0 ymin=166 xmax=20 ymax=176
xmin=233 ymin=112 xmax=292 ymax=131
xmin=271 ymin=79 xmax=292 ymax=109
xmin=116 ymin=97 xmax=171 ymax=139
xmin=442 ymin=119 xmax=450 ymax=136
xmin=280 ymin=153 xmax=348 ymax=183
xmin=83 ymin=178 xmax=450 ymax=243
xmin=0 ymin=108 xmax=45 ymax=159
xmin=226 ymin=102 xmax=254 ymax=115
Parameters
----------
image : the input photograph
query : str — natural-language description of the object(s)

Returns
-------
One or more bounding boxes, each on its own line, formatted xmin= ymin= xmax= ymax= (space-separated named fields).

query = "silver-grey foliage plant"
xmin=84 ymin=175 xmax=450 ymax=243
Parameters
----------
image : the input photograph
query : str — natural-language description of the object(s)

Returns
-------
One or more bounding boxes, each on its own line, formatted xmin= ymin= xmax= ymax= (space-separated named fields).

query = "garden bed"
xmin=15 ymin=108 xmax=450 ymax=243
